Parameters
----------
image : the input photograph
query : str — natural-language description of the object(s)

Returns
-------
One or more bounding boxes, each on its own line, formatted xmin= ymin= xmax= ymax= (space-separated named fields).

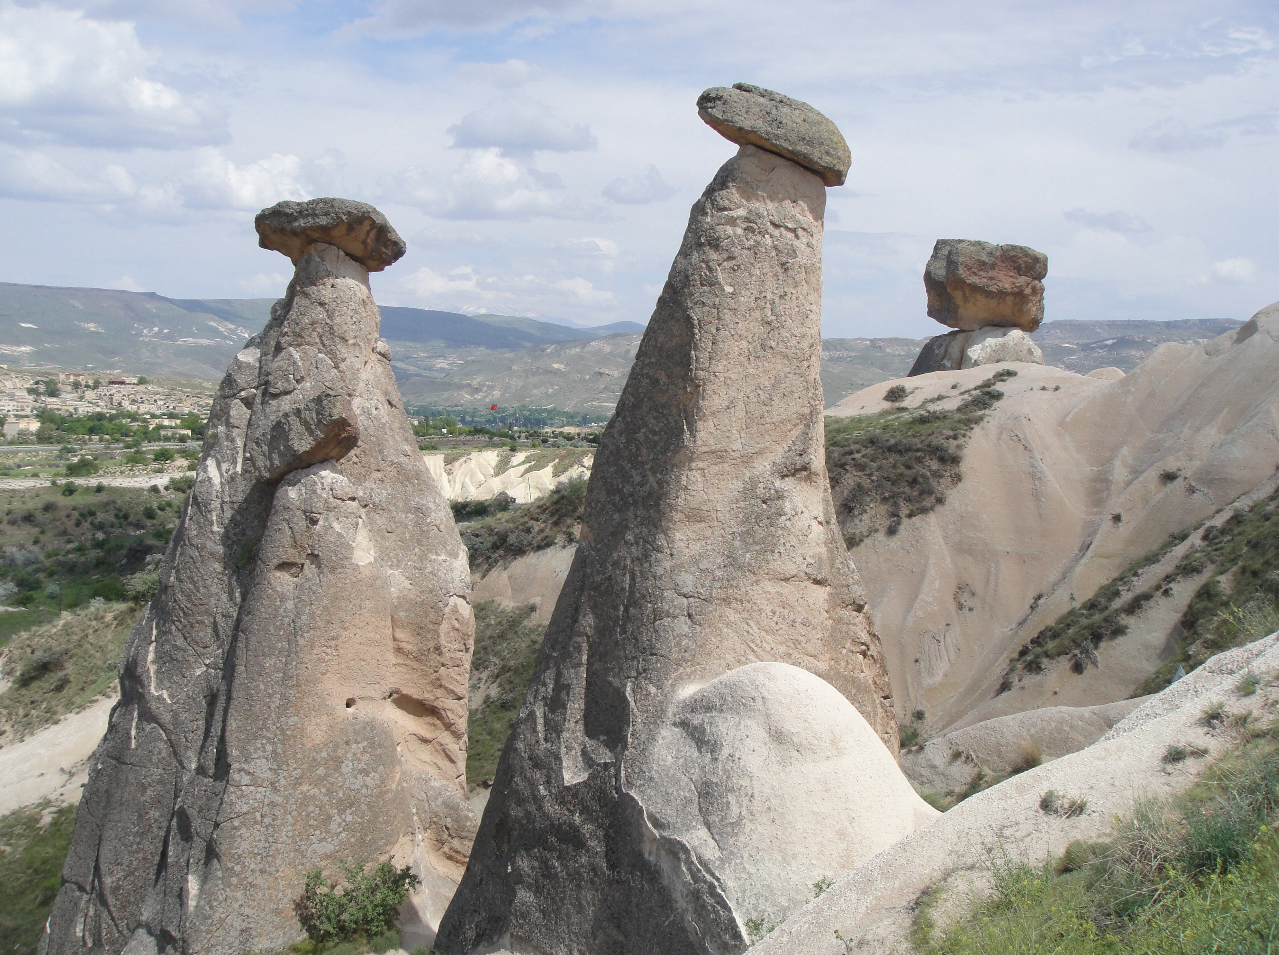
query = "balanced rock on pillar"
xmin=910 ymin=238 xmax=1048 ymax=376
xmin=42 ymin=199 xmax=475 ymax=955
xmin=436 ymin=86 xmax=915 ymax=955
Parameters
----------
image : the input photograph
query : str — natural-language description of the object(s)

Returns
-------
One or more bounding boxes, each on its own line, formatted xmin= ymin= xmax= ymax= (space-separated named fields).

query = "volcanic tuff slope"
xmin=828 ymin=300 xmax=1279 ymax=737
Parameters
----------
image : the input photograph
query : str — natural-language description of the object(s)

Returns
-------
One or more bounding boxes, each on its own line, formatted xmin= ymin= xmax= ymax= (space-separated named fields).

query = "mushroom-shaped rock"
xmin=924 ymin=239 xmax=1047 ymax=332
xmin=697 ymin=82 xmax=851 ymax=186
xmin=636 ymin=663 xmax=939 ymax=936
xmin=256 ymin=197 xmax=406 ymax=271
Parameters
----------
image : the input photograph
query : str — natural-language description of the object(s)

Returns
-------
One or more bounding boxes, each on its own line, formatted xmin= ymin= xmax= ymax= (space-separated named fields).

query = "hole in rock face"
xmin=274 ymin=561 xmax=304 ymax=577
xmin=390 ymin=693 xmax=431 ymax=719
xmin=345 ymin=698 xmax=356 ymax=709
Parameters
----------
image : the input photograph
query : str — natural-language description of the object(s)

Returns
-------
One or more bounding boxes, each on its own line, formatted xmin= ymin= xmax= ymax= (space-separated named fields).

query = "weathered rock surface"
xmin=255 ymin=197 xmax=407 ymax=270
xmin=641 ymin=664 xmax=937 ymax=934
xmin=752 ymin=633 xmax=1279 ymax=955
xmin=924 ymin=239 xmax=1047 ymax=332
xmin=908 ymin=326 xmax=1044 ymax=376
xmin=43 ymin=213 xmax=474 ymax=955
xmin=437 ymin=141 xmax=895 ymax=955
xmin=901 ymin=698 xmax=1144 ymax=795
xmin=697 ymin=83 xmax=851 ymax=186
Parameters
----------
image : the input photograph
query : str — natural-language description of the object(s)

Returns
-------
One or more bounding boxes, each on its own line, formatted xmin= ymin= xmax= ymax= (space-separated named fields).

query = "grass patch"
xmin=825 ymin=370 xmax=1016 ymax=547
xmin=466 ymin=601 xmax=545 ymax=788
xmin=0 ymin=602 xmax=139 ymax=741
xmin=917 ymin=729 xmax=1279 ymax=954
xmin=460 ymin=477 xmax=586 ymax=575
xmin=0 ymin=802 xmax=77 ymax=955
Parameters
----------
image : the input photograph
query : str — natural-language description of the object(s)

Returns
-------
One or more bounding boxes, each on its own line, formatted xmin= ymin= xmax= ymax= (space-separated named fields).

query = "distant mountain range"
xmin=0 ymin=281 xmax=1245 ymax=410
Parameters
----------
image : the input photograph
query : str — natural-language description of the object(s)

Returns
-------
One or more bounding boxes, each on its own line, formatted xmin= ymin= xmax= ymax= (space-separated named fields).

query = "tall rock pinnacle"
xmin=437 ymin=87 xmax=901 ymax=955
xmin=42 ymin=199 xmax=476 ymax=955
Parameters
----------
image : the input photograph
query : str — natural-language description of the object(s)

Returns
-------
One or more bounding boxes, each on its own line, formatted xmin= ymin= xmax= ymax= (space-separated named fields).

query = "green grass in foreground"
xmin=913 ymin=725 xmax=1279 ymax=954
xmin=466 ymin=601 xmax=545 ymax=788
xmin=0 ymin=802 xmax=77 ymax=955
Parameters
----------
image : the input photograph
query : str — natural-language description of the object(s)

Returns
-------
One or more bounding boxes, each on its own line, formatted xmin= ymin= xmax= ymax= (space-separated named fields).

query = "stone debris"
xmin=908 ymin=325 xmax=1044 ymax=376
xmin=697 ymin=82 xmax=852 ymax=186
xmin=255 ymin=197 xmax=407 ymax=270
xmin=42 ymin=202 xmax=474 ymax=955
xmin=924 ymin=239 xmax=1048 ymax=332
xmin=437 ymin=90 xmax=897 ymax=955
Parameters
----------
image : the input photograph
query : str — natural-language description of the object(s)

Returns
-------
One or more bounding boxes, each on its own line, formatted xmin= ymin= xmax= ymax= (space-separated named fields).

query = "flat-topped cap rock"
xmin=924 ymin=238 xmax=1048 ymax=332
xmin=255 ymin=197 xmax=406 ymax=271
xmin=697 ymin=82 xmax=851 ymax=186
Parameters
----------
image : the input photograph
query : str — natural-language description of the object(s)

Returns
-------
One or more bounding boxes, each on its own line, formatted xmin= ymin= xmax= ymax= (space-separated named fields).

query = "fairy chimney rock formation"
xmin=437 ymin=86 xmax=904 ymax=955
xmin=910 ymin=239 xmax=1048 ymax=375
xmin=43 ymin=198 xmax=475 ymax=955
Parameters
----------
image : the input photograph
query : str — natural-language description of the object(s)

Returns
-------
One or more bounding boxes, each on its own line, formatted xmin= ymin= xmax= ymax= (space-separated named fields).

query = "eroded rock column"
xmin=437 ymin=84 xmax=900 ymax=955
xmin=43 ymin=199 xmax=475 ymax=955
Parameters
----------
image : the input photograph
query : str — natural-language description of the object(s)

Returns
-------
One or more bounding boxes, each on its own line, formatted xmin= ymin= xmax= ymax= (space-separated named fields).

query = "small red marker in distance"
xmin=490 ymin=404 xmax=498 ymax=411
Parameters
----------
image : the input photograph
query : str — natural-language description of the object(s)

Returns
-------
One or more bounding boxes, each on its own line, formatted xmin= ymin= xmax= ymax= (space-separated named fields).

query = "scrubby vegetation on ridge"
xmin=0 ymin=601 xmax=139 ymax=741
xmin=0 ymin=801 xmax=77 ymax=955
xmin=825 ymin=369 xmax=1017 ymax=548
xmin=467 ymin=601 xmax=545 ymax=788
xmin=912 ymin=719 xmax=1279 ymax=954
xmin=459 ymin=477 xmax=586 ymax=575
xmin=1003 ymin=484 xmax=1279 ymax=692
xmin=0 ymin=481 xmax=187 ymax=631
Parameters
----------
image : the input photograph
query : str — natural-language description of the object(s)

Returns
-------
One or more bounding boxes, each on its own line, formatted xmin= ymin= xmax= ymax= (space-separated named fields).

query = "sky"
xmin=0 ymin=0 xmax=1275 ymax=337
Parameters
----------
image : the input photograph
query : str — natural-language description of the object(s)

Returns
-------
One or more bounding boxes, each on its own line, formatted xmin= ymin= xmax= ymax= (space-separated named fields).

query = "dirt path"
xmin=0 ymin=695 xmax=114 ymax=815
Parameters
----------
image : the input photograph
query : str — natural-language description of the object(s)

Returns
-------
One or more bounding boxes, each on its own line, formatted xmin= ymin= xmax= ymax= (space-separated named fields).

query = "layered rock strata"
xmin=437 ymin=89 xmax=898 ymax=955
xmin=42 ymin=200 xmax=475 ymax=955
xmin=910 ymin=239 xmax=1048 ymax=376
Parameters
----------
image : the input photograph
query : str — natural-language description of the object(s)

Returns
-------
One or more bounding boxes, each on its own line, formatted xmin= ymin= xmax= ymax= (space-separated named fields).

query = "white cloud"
xmin=448 ymin=97 xmax=596 ymax=154
xmin=1129 ymin=118 xmax=1226 ymax=152
xmin=398 ymin=263 xmax=615 ymax=313
xmin=1210 ymin=258 xmax=1256 ymax=284
xmin=0 ymin=2 xmax=225 ymax=149
xmin=1063 ymin=208 xmax=1152 ymax=233
xmin=182 ymin=148 xmax=309 ymax=211
xmin=237 ymin=271 xmax=290 ymax=296
xmin=602 ymin=166 xmax=675 ymax=205
xmin=109 ymin=275 xmax=144 ymax=291
xmin=343 ymin=0 xmax=591 ymax=37
xmin=385 ymin=148 xmax=604 ymax=221
xmin=0 ymin=145 xmax=117 ymax=202
xmin=455 ymin=59 xmax=540 ymax=88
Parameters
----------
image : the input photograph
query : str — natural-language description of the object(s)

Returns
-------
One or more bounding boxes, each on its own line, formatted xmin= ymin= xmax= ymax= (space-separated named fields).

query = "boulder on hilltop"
xmin=924 ymin=238 xmax=1047 ymax=332
xmin=42 ymin=201 xmax=474 ymax=955
xmin=437 ymin=91 xmax=897 ymax=955
xmin=907 ymin=325 xmax=1044 ymax=376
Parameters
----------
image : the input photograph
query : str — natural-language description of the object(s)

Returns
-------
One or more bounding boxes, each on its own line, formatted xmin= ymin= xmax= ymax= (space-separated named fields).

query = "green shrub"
xmin=64 ymin=457 xmax=99 ymax=478
xmin=883 ymin=384 xmax=909 ymax=404
xmin=295 ymin=860 xmax=420 ymax=944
